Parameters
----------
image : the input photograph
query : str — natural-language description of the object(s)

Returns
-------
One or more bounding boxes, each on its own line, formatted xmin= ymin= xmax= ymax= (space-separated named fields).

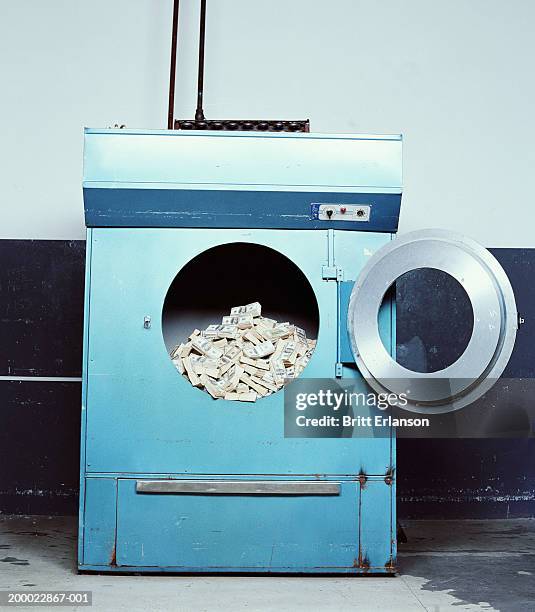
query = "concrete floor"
xmin=0 ymin=516 xmax=534 ymax=611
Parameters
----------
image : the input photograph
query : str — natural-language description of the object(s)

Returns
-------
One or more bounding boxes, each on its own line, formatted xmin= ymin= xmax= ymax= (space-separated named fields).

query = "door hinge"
xmin=323 ymin=229 xmax=343 ymax=281
xmin=335 ymin=362 xmax=343 ymax=378
xmin=322 ymin=265 xmax=344 ymax=281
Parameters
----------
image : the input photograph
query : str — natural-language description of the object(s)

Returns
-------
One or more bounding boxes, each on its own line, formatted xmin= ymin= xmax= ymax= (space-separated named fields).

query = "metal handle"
xmin=136 ymin=480 xmax=340 ymax=495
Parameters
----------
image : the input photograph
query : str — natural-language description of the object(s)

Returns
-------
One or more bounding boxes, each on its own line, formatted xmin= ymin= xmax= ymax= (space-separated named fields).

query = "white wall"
xmin=1 ymin=0 xmax=534 ymax=245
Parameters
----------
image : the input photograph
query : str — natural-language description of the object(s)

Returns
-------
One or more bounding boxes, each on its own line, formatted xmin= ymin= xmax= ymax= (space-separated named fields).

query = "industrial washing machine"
xmin=78 ymin=128 xmax=516 ymax=573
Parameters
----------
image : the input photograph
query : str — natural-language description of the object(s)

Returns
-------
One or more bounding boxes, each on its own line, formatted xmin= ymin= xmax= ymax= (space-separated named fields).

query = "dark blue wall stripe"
xmin=0 ymin=381 xmax=80 ymax=515
xmin=0 ymin=240 xmax=85 ymax=377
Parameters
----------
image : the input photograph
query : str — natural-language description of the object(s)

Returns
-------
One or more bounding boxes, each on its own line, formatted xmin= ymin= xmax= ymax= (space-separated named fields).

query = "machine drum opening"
xmin=380 ymin=267 xmax=474 ymax=373
xmin=162 ymin=242 xmax=320 ymax=402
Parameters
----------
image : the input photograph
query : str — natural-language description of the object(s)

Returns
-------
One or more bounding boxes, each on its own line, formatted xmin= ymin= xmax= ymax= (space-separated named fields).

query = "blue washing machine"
xmin=78 ymin=129 xmax=402 ymax=573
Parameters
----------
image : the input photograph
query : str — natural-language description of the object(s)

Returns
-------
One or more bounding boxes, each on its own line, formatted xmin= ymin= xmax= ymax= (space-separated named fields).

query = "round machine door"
xmin=347 ymin=229 xmax=518 ymax=414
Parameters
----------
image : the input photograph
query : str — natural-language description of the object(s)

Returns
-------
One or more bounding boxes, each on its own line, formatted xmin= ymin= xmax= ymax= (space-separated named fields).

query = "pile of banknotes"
xmin=170 ymin=302 xmax=316 ymax=402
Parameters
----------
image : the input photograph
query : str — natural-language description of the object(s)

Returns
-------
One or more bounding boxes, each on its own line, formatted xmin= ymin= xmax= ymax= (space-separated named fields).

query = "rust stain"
xmin=110 ymin=543 xmax=117 ymax=567
xmin=358 ymin=473 xmax=367 ymax=488
xmin=384 ymin=557 xmax=397 ymax=573
xmin=357 ymin=551 xmax=370 ymax=571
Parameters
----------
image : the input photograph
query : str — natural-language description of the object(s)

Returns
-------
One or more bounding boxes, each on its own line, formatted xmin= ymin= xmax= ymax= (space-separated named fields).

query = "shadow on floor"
xmin=398 ymin=519 xmax=535 ymax=612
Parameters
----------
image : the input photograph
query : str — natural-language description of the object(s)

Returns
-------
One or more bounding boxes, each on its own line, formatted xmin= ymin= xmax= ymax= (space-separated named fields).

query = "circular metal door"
xmin=347 ymin=229 xmax=518 ymax=414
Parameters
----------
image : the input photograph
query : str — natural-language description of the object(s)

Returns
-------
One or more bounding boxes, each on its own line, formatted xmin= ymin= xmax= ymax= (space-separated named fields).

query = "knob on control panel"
xmin=311 ymin=204 xmax=371 ymax=222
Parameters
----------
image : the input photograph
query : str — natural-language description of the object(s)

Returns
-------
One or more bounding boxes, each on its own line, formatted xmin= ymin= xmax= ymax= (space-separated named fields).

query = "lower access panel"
xmin=115 ymin=478 xmax=360 ymax=572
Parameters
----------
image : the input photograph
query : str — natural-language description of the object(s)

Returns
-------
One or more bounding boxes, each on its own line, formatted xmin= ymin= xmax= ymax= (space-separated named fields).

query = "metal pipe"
xmin=195 ymin=0 xmax=207 ymax=121
xmin=167 ymin=0 xmax=180 ymax=129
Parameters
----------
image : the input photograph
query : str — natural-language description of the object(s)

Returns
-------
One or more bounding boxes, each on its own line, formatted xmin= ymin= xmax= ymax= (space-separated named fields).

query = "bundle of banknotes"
xmin=170 ymin=302 xmax=316 ymax=402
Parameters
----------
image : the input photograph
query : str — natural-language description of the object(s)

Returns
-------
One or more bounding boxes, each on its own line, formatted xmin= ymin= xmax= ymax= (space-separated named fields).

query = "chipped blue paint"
xmin=83 ymin=187 xmax=401 ymax=231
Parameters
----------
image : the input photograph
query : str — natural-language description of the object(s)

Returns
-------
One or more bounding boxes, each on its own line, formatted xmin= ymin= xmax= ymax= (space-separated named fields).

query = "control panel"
xmin=310 ymin=203 xmax=371 ymax=222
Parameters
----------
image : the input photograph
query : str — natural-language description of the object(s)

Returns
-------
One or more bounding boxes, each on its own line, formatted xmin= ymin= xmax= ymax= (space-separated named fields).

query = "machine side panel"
xmin=78 ymin=228 xmax=92 ymax=565
xmin=115 ymin=478 xmax=359 ymax=571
